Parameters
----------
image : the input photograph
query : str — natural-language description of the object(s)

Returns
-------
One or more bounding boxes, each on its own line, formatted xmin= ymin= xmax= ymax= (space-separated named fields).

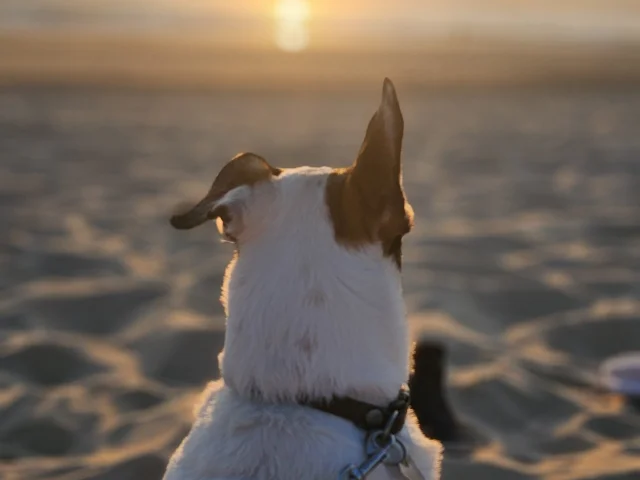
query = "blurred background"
xmin=1 ymin=0 xmax=640 ymax=89
xmin=0 ymin=1 xmax=639 ymax=479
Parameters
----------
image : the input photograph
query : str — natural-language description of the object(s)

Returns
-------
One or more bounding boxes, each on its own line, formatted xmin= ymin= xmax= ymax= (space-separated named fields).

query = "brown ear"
xmin=326 ymin=78 xmax=413 ymax=268
xmin=170 ymin=153 xmax=280 ymax=230
xmin=351 ymin=78 xmax=412 ymax=240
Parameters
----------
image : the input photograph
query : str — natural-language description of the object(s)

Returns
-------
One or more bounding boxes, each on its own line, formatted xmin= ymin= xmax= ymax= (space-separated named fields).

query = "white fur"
xmin=164 ymin=168 xmax=442 ymax=480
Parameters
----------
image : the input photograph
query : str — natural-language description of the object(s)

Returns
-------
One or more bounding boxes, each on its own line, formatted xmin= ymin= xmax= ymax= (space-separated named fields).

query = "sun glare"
xmin=274 ymin=0 xmax=310 ymax=52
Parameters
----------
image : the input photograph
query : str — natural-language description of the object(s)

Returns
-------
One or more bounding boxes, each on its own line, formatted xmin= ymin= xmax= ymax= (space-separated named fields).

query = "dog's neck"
xmin=217 ymin=170 xmax=410 ymax=407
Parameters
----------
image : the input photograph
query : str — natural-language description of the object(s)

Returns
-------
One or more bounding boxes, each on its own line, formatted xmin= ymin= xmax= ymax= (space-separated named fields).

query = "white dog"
xmin=164 ymin=79 xmax=442 ymax=480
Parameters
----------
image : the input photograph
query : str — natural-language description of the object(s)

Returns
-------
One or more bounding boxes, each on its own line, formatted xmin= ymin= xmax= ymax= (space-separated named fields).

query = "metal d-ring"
xmin=365 ymin=430 xmax=407 ymax=466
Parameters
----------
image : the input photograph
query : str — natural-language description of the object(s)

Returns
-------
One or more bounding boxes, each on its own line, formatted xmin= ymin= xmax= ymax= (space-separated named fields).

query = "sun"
xmin=274 ymin=0 xmax=310 ymax=52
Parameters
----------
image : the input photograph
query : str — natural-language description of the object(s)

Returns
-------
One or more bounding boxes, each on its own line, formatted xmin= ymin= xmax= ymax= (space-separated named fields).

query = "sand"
xmin=0 ymin=86 xmax=639 ymax=479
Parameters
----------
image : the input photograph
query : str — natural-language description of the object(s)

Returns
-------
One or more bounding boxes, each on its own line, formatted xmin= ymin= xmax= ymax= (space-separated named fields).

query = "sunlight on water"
xmin=274 ymin=0 xmax=310 ymax=52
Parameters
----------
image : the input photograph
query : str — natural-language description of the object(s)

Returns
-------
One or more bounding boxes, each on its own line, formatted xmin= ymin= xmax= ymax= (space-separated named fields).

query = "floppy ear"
xmin=351 ymin=78 xmax=413 ymax=242
xmin=170 ymin=153 xmax=280 ymax=234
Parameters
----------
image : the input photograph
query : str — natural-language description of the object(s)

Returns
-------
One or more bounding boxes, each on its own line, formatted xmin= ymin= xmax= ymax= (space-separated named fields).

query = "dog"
xmin=164 ymin=78 xmax=442 ymax=480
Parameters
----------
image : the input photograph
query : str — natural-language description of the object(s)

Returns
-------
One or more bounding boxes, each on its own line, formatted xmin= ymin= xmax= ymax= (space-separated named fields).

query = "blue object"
xmin=600 ymin=352 xmax=640 ymax=397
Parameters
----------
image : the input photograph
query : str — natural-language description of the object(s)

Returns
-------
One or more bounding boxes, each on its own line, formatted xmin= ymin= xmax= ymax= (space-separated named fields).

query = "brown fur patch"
xmin=325 ymin=168 xmax=413 ymax=269
xmin=325 ymin=79 xmax=413 ymax=268
xmin=170 ymin=152 xmax=281 ymax=230
xmin=207 ymin=153 xmax=281 ymax=202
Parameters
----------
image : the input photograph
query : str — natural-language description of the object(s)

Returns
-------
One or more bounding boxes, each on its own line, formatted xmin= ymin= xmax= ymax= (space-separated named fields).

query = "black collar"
xmin=233 ymin=381 xmax=411 ymax=435
xmin=301 ymin=386 xmax=411 ymax=435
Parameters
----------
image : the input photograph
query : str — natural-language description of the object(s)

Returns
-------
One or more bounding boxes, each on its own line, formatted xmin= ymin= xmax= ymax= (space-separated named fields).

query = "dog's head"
xmin=171 ymin=78 xmax=413 ymax=266
xmin=170 ymin=78 xmax=413 ymax=402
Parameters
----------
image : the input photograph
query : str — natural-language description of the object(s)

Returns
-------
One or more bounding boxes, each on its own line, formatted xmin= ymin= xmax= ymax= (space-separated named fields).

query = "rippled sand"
xmin=0 ymin=87 xmax=639 ymax=479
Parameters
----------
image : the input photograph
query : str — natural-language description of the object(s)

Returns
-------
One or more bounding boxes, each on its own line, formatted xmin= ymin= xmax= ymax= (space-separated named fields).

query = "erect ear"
xmin=170 ymin=153 xmax=280 ymax=232
xmin=350 ymin=78 xmax=413 ymax=241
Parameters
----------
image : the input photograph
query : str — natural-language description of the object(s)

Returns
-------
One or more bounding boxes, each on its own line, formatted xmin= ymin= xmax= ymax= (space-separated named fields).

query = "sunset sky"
xmin=1 ymin=1 xmax=640 ymax=88
xmin=1 ymin=1 xmax=639 ymax=52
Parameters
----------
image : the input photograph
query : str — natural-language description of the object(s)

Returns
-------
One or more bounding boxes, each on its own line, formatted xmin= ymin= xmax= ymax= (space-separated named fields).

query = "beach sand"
xmin=0 ymin=86 xmax=639 ymax=479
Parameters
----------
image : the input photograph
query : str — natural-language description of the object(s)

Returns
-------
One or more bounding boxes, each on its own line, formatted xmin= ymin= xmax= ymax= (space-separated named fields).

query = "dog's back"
xmin=165 ymin=79 xmax=442 ymax=480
